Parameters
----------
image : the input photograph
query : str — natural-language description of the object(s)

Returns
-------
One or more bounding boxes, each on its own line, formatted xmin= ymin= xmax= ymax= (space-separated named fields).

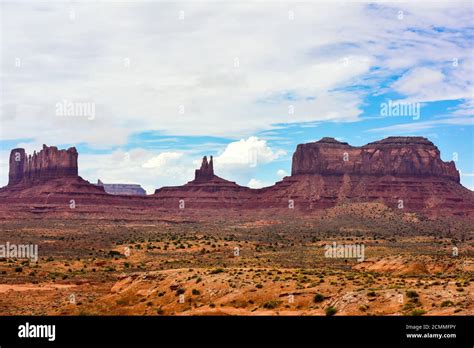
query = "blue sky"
xmin=1 ymin=1 xmax=473 ymax=193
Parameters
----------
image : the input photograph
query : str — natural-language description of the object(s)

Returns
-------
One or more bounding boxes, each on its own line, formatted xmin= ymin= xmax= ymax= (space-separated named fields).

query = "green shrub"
xmin=325 ymin=306 xmax=337 ymax=316
xmin=406 ymin=290 xmax=419 ymax=298
xmin=441 ymin=300 xmax=454 ymax=307
xmin=313 ymin=293 xmax=325 ymax=303
xmin=263 ymin=300 xmax=282 ymax=309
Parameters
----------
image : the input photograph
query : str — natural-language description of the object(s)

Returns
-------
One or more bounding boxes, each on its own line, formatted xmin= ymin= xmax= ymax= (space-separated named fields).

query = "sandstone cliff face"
xmin=292 ymin=137 xmax=460 ymax=182
xmin=8 ymin=145 xmax=79 ymax=186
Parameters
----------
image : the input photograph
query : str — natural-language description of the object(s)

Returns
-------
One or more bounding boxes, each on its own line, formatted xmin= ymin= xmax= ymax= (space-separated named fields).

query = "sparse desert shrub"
xmin=263 ymin=300 xmax=282 ymax=309
xmin=411 ymin=309 xmax=426 ymax=316
xmin=313 ymin=294 xmax=325 ymax=303
xmin=209 ymin=268 xmax=224 ymax=275
xmin=406 ymin=290 xmax=419 ymax=298
xmin=441 ymin=300 xmax=454 ymax=307
xmin=116 ymin=299 xmax=129 ymax=306
xmin=192 ymin=289 xmax=200 ymax=295
xmin=255 ymin=284 xmax=263 ymax=289
xmin=367 ymin=291 xmax=377 ymax=297
xmin=325 ymin=306 xmax=337 ymax=316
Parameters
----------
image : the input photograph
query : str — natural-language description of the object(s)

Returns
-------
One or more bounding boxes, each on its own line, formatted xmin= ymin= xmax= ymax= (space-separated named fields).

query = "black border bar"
xmin=0 ymin=316 xmax=472 ymax=346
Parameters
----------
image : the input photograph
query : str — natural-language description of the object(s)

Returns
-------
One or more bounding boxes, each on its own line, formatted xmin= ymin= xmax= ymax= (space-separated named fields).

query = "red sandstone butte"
xmin=260 ymin=137 xmax=472 ymax=215
xmin=8 ymin=145 xmax=79 ymax=185
xmin=153 ymin=156 xmax=253 ymax=208
xmin=291 ymin=137 xmax=459 ymax=181
xmin=1 ymin=145 xmax=104 ymax=198
xmin=0 ymin=137 xmax=472 ymax=217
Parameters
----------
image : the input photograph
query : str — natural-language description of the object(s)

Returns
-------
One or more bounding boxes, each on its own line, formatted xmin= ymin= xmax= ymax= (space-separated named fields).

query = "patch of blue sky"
xmin=0 ymin=138 xmax=34 ymax=151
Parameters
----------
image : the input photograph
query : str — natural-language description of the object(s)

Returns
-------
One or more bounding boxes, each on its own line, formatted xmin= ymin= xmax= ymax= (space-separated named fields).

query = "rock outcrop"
xmin=194 ymin=156 xmax=215 ymax=181
xmin=8 ymin=145 xmax=79 ymax=186
xmin=153 ymin=155 xmax=253 ymax=208
xmin=0 ymin=138 xmax=472 ymax=217
xmin=1 ymin=145 xmax=105 ymax=201
xmin=292 ymin=137 xmax=459 ymax=182
xmin=261 ymin=137 xmax=471 ymax=216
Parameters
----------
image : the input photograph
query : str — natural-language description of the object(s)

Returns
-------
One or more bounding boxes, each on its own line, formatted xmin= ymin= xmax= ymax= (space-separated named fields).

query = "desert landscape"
xmin=0 ymin=136 xmax=472 ymax=316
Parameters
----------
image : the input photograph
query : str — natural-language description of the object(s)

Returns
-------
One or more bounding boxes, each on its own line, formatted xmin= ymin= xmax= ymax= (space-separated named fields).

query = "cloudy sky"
xmin=1 ymin=0 xmax=473 ymax=193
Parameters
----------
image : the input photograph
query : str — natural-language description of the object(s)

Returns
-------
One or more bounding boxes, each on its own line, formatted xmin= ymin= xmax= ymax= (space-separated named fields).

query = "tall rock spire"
xmin=194 ymin=155 xmax=215 ymax=181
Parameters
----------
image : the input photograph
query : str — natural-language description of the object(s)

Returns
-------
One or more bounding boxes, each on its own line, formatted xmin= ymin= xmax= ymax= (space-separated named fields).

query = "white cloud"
xmin=3 ymin=1 xmax=471 ymax=147
xmin=1 ymin=1 xmax=472 ymax=188
xmin=452 ymin=100 xmax=474 ymax=117
xmin=276 ymin=169 xmax=288 ymax=178
xmin=247 ymin=178 xmax=272 ymax=189
xmin=391 ymin=66 xmax=473 ymax=103
xmin=367 ymin=117 xmax=474 ymax=133
xmin=392 ymin=67 xmax=444 ymax=96
xmin=142 ymin=152 xmax=183 ymax=169
xmin=215 ymin=136 xmax=285 ymax=168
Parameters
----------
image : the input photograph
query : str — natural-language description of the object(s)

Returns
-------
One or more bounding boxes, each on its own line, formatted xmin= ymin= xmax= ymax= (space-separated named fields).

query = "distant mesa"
xmin=96 ymin=179 xmax=146 ymax=196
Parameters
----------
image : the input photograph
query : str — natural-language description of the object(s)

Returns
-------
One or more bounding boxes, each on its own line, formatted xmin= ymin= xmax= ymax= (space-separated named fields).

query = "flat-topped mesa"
xmin=194 ymin=156 xmax=215 ymax=181
xmin=291 ymin=136 xmax=460 ymax=182
xmin=8 ymin=145 xmax=79 ymax=186
xmin=96 ymin=179 xmax=146 ymax=196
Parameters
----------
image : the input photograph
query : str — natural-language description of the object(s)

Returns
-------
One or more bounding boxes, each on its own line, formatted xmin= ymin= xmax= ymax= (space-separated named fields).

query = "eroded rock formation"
xmin=194 ymin=156 xmax=215 ymax=181
xmin=8 ymin=145 xmax=79 ymax=186
xmin=2 ymin=145 xmax=105 ymax=201
xmin=292 ymin=137 xmax=459 ymax=182
xmin=1 ymin=138 xmax=472 ymax=217
xmin=153 ymin=155 xmax=253 ymax=207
